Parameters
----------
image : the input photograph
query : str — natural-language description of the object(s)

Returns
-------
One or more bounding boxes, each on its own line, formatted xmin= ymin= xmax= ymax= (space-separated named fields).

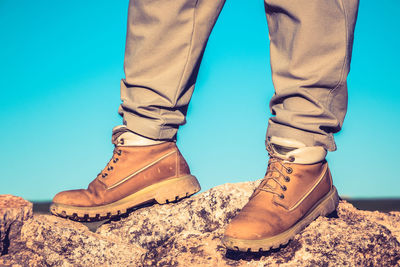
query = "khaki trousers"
xmin=119 ymin=0 xmax=359 ymax=151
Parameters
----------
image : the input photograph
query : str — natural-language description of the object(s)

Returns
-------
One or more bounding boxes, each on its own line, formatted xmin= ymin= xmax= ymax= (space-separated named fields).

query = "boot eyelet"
xmin=288 ymin=156 xmax=295 ymax=162
xmin=281 ymin=185 xmax=287 ymax=191
xmin=285 ymin=176 xmax=290 ymax=182
xmin=286 ymin=167 xmax=293 ymax=174
xmin=113 ymin=158 xmax=119 ymax=163
xmin=280 ymin=194 xmax=285 ymax=199
xmin=117 ymin=150 xmax=122 ymax=156
xmin=120 ymin=138 xmax=125 ymax=145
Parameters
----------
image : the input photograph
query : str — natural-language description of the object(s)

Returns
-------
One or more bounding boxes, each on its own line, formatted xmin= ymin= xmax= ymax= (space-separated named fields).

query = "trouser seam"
xmin=157 ymin=0 xmax=199 ymax=138
xmin=158 ymin=0 xmax=199 ymax=140
xmin=326 ymin=0 xmax=348 ymax=113
xmin=319 ymin=0 xmax=348 ymax=151
xmin=174 ymin=0 xmax=199 ymax=102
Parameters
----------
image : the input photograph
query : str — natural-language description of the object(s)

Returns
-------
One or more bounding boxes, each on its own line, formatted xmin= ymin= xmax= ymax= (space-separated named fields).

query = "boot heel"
xmin=154 ymin=175 xmax=201 ymax=204
xmin=321 ymin=186 xmax=339 ymax=217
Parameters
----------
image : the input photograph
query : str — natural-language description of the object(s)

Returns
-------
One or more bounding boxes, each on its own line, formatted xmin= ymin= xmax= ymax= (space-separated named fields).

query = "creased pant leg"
xmin=119 ymin=0 xmax=225 ymax=140
xmin=265 ymin=0 xmax=359 ymax=151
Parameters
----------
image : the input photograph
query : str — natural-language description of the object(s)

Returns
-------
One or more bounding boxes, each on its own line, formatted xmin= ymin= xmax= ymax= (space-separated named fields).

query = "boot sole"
xmin=222 ymin=186 xmax=339 ymax=252
xmin=50 ymin=175 xmax=200 ymax=221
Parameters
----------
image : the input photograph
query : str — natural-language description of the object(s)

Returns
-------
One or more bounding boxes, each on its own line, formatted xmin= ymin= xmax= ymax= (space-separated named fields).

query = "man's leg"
xmin=50 ymin=0 xmax=225 ymax=221
xmin=223 ymin=0 xmax=359 ymax=251
xmin=120 ymin=0 xmax=225 ymax=140
xmin=266 ymin=0 xmax=359 ymax=150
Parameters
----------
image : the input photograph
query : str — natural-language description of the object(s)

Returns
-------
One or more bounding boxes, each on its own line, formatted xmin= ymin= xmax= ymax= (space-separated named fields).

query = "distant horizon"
xmin=30 ymin=197 xmax=400 ymax=215
xmin=28 ymin=196 xmax=400 ymax=202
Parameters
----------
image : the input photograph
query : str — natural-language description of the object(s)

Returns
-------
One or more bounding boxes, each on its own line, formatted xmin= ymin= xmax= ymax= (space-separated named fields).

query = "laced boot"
xmin=222 ymin=137 xmax=339 ymax=252
xmin=50 ymin=127 xmax=200 ymax=221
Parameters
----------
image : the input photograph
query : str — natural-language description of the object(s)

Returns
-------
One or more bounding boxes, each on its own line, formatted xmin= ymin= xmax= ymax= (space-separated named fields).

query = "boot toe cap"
xmin=52 ymin=189 xmax=92 ymax=206
xmin=224 ymin=218 xmax=271 ymax=240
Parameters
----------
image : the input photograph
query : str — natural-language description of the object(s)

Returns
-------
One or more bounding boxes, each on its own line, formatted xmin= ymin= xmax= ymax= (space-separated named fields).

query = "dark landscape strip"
xmin=342 ymin=198 xmax=400 ymax=213
xmin=32 ymin=198 xmax=400 ymax=214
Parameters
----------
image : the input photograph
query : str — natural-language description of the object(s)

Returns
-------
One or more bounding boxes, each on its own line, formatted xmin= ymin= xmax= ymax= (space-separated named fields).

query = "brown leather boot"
xmin=222 ymin=138 xmax=338 ymax=252
xmin=50 ymin=130 xmax=200 ymax=221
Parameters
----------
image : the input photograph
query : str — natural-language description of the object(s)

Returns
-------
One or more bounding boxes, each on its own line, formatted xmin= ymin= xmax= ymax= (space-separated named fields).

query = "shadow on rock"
xmin=225 ymin=239 xmax=302 ymax=262
xmin=82 ymin=201 xmax=158 ymax=232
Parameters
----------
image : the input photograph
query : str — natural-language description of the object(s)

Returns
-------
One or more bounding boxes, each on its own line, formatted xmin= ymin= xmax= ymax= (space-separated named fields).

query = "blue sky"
xmin=0 ymin=0 xmax=399 ymax=201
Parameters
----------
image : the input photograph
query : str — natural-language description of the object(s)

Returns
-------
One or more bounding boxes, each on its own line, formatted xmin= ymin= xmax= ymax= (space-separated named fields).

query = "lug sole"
xmin=50 ymin=175 xmax=200 ymax=221
xmin=222 ymin=186 xmax=339 ymax=252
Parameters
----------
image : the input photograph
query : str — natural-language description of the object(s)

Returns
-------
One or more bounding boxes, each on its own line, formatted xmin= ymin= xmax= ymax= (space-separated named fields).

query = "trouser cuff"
xmin=122 ymin=112 xmax=178 ymax=141
xmin=266 ymin=120 xmax=337 ymax=151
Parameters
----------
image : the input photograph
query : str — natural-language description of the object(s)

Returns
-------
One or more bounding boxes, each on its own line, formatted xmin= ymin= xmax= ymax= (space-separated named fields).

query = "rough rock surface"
xmin=0 ymin=195 xmax=32 ymax=255
xmin=1 ymin=182 xmax=400 ymax=266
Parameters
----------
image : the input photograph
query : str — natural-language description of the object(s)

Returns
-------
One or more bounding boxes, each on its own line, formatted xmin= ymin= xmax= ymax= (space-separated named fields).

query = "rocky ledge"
xmin=1 ymin=182 xmax=400 ymax=266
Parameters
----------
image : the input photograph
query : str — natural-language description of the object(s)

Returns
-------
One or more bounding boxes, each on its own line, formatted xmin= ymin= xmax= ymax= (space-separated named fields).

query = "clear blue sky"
xmin=0 ymin=0 xmax=399 ymax=201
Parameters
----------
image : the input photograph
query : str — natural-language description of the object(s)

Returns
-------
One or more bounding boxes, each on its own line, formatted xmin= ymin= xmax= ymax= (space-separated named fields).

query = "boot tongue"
xmin=111 ymin=125 xmax=166 ymax=146
xmin=263 ymin=159 xmax=286 ymax=189
xmin=268 ymin=136 xmax=327 ymax=164
xmin=111 ymin=126 xmax=130 ymax=145
xmin=252 ymin=158 xmax=287 ymax=198
xmin=268 ymin=136 xmax=305 ymax=159
xmin=256 ymin=139 xmax=301 ymax=196
xmin=270 ymin=143 xmax=297 ymax=157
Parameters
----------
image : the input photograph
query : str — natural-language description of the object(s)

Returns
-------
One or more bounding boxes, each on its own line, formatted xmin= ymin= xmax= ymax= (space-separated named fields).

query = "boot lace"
xmin=99 ymin=138 xmax=125 ymax=179
xmin=256 ymin=144 xmax=295 ymax=199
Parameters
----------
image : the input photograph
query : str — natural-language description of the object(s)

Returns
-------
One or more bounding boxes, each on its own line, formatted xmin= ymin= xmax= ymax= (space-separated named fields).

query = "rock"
xmin=1 ymin=182 xmax=400 ymax=266
xmin=0 ymin=214 xmax=146 ymax=266
xmin=0 ymin=195 xmax=33 ymax=255
xmin=97 ymin=182 xmax=400 ymax=266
